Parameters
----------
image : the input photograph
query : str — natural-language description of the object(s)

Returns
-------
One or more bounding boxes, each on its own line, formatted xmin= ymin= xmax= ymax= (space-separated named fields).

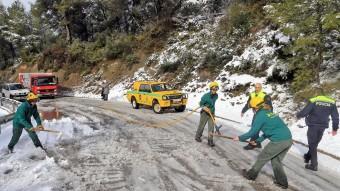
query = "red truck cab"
xmin=19 ymin=73 xmax=58 ymax=98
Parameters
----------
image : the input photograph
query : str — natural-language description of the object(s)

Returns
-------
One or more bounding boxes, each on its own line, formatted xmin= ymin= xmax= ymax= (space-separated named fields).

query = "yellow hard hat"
xmin=27 ymin=92 xmax=39 ymax=101
xmin=209 ymin=81 xmax=219 ymax=89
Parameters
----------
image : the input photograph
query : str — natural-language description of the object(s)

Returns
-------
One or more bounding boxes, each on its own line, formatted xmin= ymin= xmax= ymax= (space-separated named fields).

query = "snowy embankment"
xmin=0 ymin=105 xmax=97 ymax=191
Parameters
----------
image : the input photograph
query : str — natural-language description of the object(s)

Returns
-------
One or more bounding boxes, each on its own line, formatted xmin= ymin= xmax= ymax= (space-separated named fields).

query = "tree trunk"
xmin=66 ymin=24 xmax=72 ymax=44
xmin=315 ymin=3 xmax=323 ymax=85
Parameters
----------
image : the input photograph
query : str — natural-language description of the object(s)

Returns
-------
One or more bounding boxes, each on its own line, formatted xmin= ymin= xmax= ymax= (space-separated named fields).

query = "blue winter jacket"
xmin=297 ymin=96 xmax=339 ymax=131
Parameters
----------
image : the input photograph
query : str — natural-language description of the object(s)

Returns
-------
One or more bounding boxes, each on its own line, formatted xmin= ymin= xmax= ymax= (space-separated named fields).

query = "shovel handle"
xmin=210 ymin=133 xmax=253 ymax=144
xmin=38 ymin=129 xmax=61 ymax=133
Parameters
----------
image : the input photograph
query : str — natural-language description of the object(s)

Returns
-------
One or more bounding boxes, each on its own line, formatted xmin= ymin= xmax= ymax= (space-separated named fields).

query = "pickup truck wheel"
xmin=131 ymin=97 xmax=139 ymax=109
xmin=152 ymin=101 xmax=163 ymax=114
xmin=175 ymin=105 xmax=186 ymax=112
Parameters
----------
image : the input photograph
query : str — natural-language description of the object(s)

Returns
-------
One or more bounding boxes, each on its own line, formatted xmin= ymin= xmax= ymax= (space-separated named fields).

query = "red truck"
xmin=19 ymin=73 xmax=58 ymax=98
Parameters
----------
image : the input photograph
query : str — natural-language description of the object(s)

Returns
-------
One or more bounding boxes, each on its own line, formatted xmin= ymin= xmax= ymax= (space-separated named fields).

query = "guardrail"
xmin=0 ymin=97 xmax=20 ymax=125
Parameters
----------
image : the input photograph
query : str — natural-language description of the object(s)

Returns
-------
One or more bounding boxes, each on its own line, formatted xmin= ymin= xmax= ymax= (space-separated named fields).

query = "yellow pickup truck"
xmin=126 ymin=81 xmax=188 ymax=113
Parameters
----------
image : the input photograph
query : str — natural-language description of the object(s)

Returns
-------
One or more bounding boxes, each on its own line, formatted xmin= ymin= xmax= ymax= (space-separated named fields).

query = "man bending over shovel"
xmin=8 ymin=93 xmax=46 ymax=153
xmin=233 ymin=101 xmax=293 ymax=189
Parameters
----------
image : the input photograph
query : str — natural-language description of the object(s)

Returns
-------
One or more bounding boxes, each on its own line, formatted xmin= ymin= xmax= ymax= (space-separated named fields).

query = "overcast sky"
xmin=1 ymin=0 xmax=36 ymax=11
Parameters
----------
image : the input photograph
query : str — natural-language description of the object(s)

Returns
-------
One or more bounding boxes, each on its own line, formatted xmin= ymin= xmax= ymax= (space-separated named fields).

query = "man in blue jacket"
xmin=8 ymin=93 xmax=45 ymax=153
xmin=297 ymin=89 xmax=339 ymax=171
xmin=195 ymin=82 xmax=219 ymax=147
xmin=234 ymin=101 xmax=292 ymax=189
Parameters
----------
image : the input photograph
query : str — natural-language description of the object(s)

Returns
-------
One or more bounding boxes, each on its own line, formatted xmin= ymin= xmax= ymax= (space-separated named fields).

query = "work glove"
xmin=30 ymin=125 xmax=44 ymax=132
xmin=37 ymin=125 xmax=45 ymax=130
xmin=203 ymin=107 xmax=210 ymax=113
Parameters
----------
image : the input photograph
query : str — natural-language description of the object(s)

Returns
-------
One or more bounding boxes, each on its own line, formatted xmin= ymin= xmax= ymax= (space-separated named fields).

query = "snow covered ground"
xmin=1 ymin=97 xmax=340 ymax=191
xmin=184 ymin=84 xmax=340 ymax=171
xmin=0 ymin=105 xmax=98 ymax=191
xmin=70 ymin=76 xmax=340 ymax=169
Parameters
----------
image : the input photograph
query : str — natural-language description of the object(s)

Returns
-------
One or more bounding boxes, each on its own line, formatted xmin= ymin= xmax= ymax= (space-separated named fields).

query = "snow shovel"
xmin=215 ymin=124 xmax=222 ymax=135
xmin=39 ymin=129 xmax=63 ymax=140
xmin=30 ymin=127 xmax=63 ymax=140
xmin=205 ymin=109 xmax=223 ymax=135
xmin=209 ymin=132 xmax=252 ymax=144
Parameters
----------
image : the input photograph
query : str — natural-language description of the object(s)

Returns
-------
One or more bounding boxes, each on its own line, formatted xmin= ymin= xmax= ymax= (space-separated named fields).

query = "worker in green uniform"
xmin=233 ymin=101 xmax=292 ymax=189
xmin=195 ymin=81 xmax=219 ymax=147
xmin=8 ymin=92 xmax=45 ymax=153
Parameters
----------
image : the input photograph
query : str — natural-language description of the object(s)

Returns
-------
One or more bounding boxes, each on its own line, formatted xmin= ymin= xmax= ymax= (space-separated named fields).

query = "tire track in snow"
xmin=41 ymin=98 xmax=340 ymax=191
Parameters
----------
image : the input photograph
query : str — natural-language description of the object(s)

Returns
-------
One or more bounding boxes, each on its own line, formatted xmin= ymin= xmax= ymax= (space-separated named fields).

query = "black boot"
xmin=242 ymin=169 xmax=255 ymax=181
xmin=195 ymin=137 xmax=202 ymax=142
xmin=243 ymin=144 xmax=256 ymax=150
xmin=273 ymin=180 xmax=288 ymax=189
xmin=207 ymin=140 xmax=215 ymax=147
xmin=305 ymin=164 xmax=317 ymax=171
xmin=8 ymin=146 xmax=14 ymax=154
xmin=36 ymin=144 xmax=47 ymax=152
xmin=303 ymin=154 xmax=310 ymax=163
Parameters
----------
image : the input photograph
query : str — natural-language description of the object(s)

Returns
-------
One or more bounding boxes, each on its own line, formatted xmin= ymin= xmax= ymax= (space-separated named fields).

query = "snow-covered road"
xmin=1 ymin=97 xmax=340 ymax=191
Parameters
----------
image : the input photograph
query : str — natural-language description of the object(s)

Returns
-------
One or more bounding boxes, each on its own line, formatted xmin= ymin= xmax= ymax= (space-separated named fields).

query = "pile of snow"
xmin=0 ymin=115 xmax=99 ymax=190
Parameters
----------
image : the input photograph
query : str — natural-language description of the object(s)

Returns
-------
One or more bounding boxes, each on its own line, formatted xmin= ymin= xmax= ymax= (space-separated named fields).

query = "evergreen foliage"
xmin=268 ymin=0 xmax=339 ymax=91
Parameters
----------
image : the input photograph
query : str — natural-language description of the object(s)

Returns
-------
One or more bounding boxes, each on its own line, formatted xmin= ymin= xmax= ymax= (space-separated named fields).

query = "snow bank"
xmin=0 ymin=115 xmax=98 ymax=191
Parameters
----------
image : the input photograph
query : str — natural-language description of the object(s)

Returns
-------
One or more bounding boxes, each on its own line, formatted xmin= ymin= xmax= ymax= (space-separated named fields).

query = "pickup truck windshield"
xmin=9 ymin=84 xmax=25 ymax=90
xmin=151 ymin=84 xmax=173 ymax=92
xmin=37 ymin=77 xmax=57 ymax=86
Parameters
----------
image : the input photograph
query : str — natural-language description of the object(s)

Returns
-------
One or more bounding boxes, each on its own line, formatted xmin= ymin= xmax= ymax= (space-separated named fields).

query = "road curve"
xmin=35 ymin=97 xmax=340 ymax=191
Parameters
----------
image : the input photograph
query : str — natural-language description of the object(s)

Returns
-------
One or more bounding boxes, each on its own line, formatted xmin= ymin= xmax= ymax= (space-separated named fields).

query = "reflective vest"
xmin=249 ymin=91 xmax=266 ymax=108
xmin=310 ymin=95 xmax=335 ymax=105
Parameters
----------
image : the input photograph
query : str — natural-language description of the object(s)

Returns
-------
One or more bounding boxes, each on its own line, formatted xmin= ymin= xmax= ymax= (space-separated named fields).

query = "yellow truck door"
xmin=139 ymin=84 xmax=151 ymax=104
xmin=144 ymin=84 xmax=152 ymax=105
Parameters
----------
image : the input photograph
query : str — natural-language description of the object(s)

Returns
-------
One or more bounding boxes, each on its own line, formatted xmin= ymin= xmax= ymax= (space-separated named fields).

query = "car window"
xmin=151 ymin=84 xmax=172 ymax=92
xmin=9 ymin=84 xmax=25 ymax=90
xmin=140 ymin=84 xmax=151 ymax=93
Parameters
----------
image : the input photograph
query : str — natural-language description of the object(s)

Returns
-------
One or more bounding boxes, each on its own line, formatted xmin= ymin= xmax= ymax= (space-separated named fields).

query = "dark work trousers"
xmin=8 ymin=127 xmax=42 ymax=150
xmin=195 ymin=111 xmax=214 ymax=141
xmin=305 ymin=126 xmax=325 ymax=167
xmin=247 ymin=140 xmax=292 ymax=186
xmin=103 ymin=94 xmax=108 ymax=101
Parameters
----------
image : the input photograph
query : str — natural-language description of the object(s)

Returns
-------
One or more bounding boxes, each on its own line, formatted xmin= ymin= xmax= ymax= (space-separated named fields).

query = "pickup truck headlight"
xmin=162 ymin=95 xmax=169 ymax=100
xmin=182 ymin=93 xmax=188 ymax=99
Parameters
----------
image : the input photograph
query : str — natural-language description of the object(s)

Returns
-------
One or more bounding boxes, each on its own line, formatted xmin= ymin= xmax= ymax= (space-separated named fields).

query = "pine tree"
xmin=0 ymin=3 xmax=8 ymax=26
xmin=7 ymin=0 xmax=32 ymax=36
xmin=269 ymin=0 xmax=339 ymax=91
